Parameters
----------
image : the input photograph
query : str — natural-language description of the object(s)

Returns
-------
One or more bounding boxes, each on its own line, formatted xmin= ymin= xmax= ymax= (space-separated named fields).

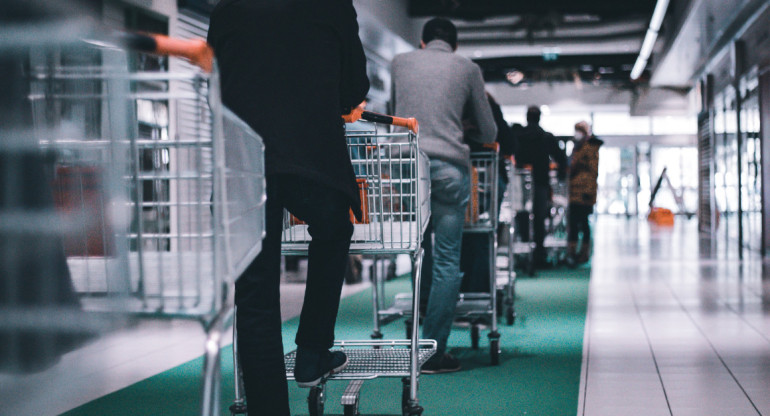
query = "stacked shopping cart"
xmin=0 ymin=25 xmax=265 ymax=416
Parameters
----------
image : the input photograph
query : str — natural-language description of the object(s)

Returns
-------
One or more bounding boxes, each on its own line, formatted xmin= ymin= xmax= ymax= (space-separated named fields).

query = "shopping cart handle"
xmin=120 ymin=32 xmax=214 ymax=73
xmin=483 ymin=142 xmax=500 ymax=152
xmin=360 ymin=111 xmax=419 ymax=134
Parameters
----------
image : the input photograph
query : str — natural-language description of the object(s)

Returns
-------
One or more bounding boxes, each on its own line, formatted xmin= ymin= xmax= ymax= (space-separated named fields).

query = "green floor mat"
xmin=63 ymin=266 xmax=590 ymax=416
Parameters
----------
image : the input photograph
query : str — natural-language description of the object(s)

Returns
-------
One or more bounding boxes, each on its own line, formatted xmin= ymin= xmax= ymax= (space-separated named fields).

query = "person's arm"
xmin=546 ymin=133 xmax=568 ymax=179
xmin=389 ymin=56 xmax=399 ymax=116
xmin=339 ymin=2 xmax=370 ymax=114
xmin=489 ymin=98 xmax=515 ymax=155
xmin=465 ymin=65 xmax=496 ymax=144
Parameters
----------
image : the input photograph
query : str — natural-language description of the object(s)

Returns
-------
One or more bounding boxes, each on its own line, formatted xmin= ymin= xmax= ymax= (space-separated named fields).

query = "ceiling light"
xmin=631 ymin=0 xmax=671 ymax=80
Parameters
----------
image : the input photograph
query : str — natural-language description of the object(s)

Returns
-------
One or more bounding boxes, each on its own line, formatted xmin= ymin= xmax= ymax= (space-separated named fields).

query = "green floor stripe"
xmin=63 ymin=265 xmax=589 ymax=416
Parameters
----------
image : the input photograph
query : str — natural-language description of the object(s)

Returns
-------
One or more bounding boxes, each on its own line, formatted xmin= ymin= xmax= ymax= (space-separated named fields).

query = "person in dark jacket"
xmin=461 ymin=93 xmax=515 ymax=293
xmin=567 ymin=121 xmax=602 ymax=266
xmin=514 ymin=106 xmax=567 ymax=268
xmin=207 ymin=1 xmax=369 ymax=414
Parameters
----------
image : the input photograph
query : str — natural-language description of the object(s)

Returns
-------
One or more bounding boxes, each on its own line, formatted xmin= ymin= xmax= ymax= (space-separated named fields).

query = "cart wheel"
xmin=490 ymin=338 xmax=500 ymax=366
xmin=403 ymin=405 xmax=424 ymax=416
xmin=505 ymin=306 xmax=515 ymax=326
xmin=343 ymin=398 xmax=360 ymax=416
xmin=405 ymin=320 xmax=413 ymax=340
xmin=470 ymin=324 xmax=480 ymax=350
xmin=308 ymin=385 xmax=325 ymax=416
xmin=229 ymin=402 xmax=247 ymax=415
xmin=401 ymin=377 xmax=410 ymax=412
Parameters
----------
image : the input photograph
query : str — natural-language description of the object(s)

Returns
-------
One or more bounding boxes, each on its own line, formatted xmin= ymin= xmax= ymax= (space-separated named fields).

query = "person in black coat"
xmin=460 ymin=93 xmax=516 ymax=293
xmin=207 ymin=1 xmax=369 ymax=414
xmin=514 ymin=106 xmax=567 ymax=268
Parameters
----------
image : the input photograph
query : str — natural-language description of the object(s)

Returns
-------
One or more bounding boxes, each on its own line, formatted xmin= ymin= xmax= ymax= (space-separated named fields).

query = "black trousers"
xmin=568 ymin=203 xmax=593 ymax=244
xmin=235 ymin=174 xmax=353 ymax=416
xmin=532 ymin=185 xmax=551 ymax=261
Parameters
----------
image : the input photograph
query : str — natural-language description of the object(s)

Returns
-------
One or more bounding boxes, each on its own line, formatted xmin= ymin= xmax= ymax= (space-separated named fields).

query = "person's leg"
xmin=234 ymin=176 xmax=290 ymax=416
xmin=567 ymin=203 xmax=581 ymax=244
xmin=284 ymin=176 xmax=353 ymax=351
xmin=419 ymin=220 xmax=433 ymax=313
xmin=566 ymin=203 xmax=580 ymax=265
xmin=532 ymin=185 xmax=549 ymax=263
xmin=422 ymin=160 xmax=470 ymax=359
xmin=581 ymin=207 xmax=592 ymax=242
xmin=577 ymin=206 xmax=593 ymax=263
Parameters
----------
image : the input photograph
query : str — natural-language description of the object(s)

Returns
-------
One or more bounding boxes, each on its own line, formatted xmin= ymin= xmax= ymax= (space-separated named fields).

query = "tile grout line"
xmin=577 ymin=280 xmax=592 ymax=416
xmin=700 ymin=260 xmax=770 ymax=348
xmin=628 ymin=279 xmax=674 ymax=416
xmin=723 ymin=302 xmax=770 ymax=347
xmin=664 ymin=279 xmax=763 ymax=416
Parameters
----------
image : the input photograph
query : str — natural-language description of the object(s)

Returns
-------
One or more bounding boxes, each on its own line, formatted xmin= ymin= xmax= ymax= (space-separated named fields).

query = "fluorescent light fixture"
xmin=630 ymin=0 xmax=671 ymax=80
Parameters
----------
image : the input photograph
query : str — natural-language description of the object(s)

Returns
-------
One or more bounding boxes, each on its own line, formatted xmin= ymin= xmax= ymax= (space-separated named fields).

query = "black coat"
xmin=514 ymin=125 xmax=567 ymax=187
xmin=468 ymin=96 xmax=516 ymax=184
xmin=208 ymin=0 xmax=370 ymax=217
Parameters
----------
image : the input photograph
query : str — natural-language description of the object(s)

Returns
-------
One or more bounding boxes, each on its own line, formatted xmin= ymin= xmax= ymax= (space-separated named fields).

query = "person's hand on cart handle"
xmin=118 ymin=32 xmax=214 ymax=73
xmin=341 ymin=101 xmax=367 ymax=123
xmin=483 ymin=142 xmax=500 ymax=152
xmin=343 ymin=110 xmax=418 ymax=134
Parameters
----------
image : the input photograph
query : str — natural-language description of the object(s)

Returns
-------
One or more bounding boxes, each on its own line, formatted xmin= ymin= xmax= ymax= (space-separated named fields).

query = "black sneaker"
xmin=421 ymin=353 xmax=461 ymax=374
xmin=294 ymin=348 xmax=348 ymax=388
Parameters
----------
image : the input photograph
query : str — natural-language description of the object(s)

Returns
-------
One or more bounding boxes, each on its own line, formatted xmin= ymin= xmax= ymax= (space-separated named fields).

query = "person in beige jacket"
xmin=567 ymin=121 xmax=603 ymax=266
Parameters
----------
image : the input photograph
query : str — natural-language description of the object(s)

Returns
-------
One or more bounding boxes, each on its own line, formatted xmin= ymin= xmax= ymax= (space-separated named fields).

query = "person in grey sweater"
xmin=391 ymin=17 xmax=496 ymax=373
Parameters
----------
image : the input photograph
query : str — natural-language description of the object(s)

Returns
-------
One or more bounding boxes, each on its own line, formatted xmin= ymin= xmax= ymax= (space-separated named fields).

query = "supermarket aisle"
xmin=579 ymin=217 xmax=770 ymax=416
xmin=0 ymin=278 xmax=369 ymax=416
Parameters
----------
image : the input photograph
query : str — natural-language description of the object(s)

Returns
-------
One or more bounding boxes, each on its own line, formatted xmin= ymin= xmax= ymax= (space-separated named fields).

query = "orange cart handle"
xmin=483 ymin=142 xmax=500 ymax=152
xmin=360 ymin=111 xmax=419 ymax=134
xmin=121 ymin=32 xmax=214 ymax=73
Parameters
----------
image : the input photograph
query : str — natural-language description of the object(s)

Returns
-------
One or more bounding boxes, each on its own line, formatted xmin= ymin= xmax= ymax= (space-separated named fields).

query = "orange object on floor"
xmin=648 ymin=207 xmax=674 ymax=226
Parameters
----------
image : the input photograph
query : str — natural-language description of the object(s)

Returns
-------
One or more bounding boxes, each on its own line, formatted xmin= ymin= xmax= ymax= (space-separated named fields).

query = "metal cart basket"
xmin=544 ymin=171 xmax=569 ymax=265
xmin=1 ymin=32 xmax=265 ymax=416
xmin=230 ymin=116 xmax=433 ymax=416
xmin=457 ymin=149 xmax=502 ymax=364
xmin=499 ymin=167 xmax=536 ymax=326
xmin=375 ymin=147 xmax=503 ymax=365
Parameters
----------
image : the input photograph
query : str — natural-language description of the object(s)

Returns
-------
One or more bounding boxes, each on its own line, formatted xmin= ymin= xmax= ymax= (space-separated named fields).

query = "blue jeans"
xmin=421 ymin=159 xmax=470 ymax=355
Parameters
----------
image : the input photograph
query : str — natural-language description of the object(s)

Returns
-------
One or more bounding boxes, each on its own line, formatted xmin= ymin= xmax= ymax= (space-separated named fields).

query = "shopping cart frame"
xmin=543 ymin=172 xmax=570 ymax=265
xmin=374 ymin=147 xmax=503 ymax=366
xmin=230 ymin=118 xmax=433 ymax=416
xmin=499 ymin=166 xmax=537 ymax=326
xmin=6 ymin=33 xmax=266 ymax=416
xmin=457 ymin=149 xmax=502 ymax=364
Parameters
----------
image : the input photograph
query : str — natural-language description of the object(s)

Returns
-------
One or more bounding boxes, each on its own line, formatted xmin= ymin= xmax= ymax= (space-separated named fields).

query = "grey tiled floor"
xmin=579 ymin=217 xmax=770 ymax=416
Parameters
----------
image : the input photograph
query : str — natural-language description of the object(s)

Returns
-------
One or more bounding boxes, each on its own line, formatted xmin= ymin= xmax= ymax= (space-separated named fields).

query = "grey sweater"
xmin=391 ymin=40 xmax=497 ymax=167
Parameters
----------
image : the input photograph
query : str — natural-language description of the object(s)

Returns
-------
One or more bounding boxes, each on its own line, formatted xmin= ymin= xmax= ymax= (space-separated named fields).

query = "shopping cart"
xmin=230 ymin=113 xmax=433 ymax=416
xmin=544 ymin=170 xmax=569 ymax=265
xmin=1 ymin=29 xmax=265 ymax=416
xmin=457 ymin=147 xmax=502 ymax=364
xmin=498 ymin=166 xmax=537 ymax=324
xmin=374 ymin=145 xmax=502 ymax=366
